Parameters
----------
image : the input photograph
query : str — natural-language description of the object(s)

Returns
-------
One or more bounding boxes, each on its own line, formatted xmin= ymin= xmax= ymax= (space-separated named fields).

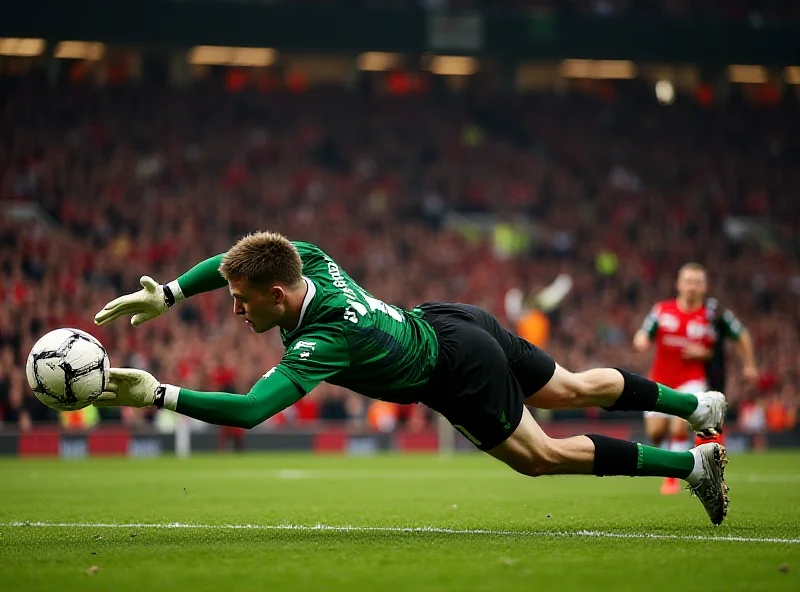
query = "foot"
xmin=687 ymin=443 xmax=729 ymax=526
xmin=660 ymin=477 xmax=681 ymax=495
xmin=687 ymin=391 xmax=726 ymax=437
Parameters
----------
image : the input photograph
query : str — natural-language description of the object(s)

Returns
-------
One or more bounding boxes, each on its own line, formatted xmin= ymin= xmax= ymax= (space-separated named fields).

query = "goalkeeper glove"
xmin=93 ymin=368 xmax=161 ymax=408
xmin=94 ymin=276 xmax=177 ymax=327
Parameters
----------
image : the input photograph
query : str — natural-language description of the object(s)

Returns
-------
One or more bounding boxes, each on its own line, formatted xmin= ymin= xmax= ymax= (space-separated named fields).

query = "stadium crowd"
xmin=0 ymin=75 xmax=798 ymax=434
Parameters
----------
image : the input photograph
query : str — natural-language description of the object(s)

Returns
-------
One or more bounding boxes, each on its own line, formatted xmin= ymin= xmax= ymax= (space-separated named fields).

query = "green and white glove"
xmin=94 ymin=276 xmax=178 ymax=327
xmin=93 ymin=368 xmax=161 ymax=408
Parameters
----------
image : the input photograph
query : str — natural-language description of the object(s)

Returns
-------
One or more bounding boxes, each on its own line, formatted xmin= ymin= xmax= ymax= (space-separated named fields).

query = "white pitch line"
xmin=1 ymin=522 xmax=798 ymax=545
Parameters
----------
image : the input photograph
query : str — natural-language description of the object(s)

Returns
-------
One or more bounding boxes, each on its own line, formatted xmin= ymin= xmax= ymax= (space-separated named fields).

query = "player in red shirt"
xmin=633 ymin=263 xmax=747 ymax=495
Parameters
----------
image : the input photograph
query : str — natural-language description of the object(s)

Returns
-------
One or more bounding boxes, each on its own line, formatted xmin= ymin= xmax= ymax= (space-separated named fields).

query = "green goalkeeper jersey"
xmin=170 ymin=241 xmax=439 ymax=428
xmin=275 ymin=242 xmax=439 ymax=403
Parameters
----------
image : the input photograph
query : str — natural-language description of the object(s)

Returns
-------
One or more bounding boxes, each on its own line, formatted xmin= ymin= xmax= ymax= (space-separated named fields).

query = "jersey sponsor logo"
xmin=291 ymin=341 xmax=317 ymax=360
xmin=293 ymin=341 xmax=317 ymax=351
xmin=662 ymin=334 xmax=693 ymax=348
xmin=686 ymin=320 xmax=707 ymax=340
xmin=658 ymin=313 xmax=680 ymax=332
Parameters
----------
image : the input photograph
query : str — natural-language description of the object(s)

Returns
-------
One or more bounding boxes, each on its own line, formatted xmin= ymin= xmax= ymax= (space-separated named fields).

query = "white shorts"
xmin=644 ymin=379 xmax=707 ymax=419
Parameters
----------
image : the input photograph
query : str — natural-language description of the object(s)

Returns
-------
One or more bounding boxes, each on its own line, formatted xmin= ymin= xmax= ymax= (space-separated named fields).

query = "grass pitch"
xmin=1 ymin=451 xmax=799 ymax=591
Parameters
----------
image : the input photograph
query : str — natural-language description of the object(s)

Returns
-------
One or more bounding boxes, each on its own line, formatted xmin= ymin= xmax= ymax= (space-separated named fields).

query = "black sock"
xmin=603 ymin=368 xmax=659 ymax=412
xmin=586 ymin=434 xmax=639 ymax=477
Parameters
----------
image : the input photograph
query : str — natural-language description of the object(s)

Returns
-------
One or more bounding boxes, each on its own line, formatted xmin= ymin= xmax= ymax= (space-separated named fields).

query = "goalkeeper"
xmin=95 ymin=232 xmax=729 ymax=525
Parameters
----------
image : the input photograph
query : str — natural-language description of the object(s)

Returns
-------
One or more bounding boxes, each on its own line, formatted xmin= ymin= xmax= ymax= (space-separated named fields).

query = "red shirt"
xmin=640 ymin=299 xmax=714 ymax=388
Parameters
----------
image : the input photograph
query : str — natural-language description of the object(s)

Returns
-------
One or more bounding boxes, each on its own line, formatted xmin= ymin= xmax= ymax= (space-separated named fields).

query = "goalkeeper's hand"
xmin=94 ymin=276 xmax=168 ymax=327
xmin=93 ymin=368 xmax=159 ymax=408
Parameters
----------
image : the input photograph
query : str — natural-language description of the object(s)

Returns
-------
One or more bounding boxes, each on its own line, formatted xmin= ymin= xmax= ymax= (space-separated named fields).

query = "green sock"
xmin=653 ymin=384 xmax=698 ymax=419
xmin=636 ymin=443 xmax=695 ymax=478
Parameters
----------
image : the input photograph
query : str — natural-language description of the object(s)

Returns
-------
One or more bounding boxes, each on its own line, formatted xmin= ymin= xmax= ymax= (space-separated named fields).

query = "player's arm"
xmin=93 ymin=330 xmax=350 ymax=428
xmin=721 ymin=309 xmax=758 ymax=383
xmin=94 ymin=253 xmax=228 ymax=327
xmin=633 ymin=305 xmax=659 ymax=352
xmin=163 ymin=369 xmax=305 ymax=429
xmin=91 ymin=367 xmax=304 ymax=428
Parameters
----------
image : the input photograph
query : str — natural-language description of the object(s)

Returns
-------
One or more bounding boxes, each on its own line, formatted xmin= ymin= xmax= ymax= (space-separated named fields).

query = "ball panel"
xmin=72 ymin=372 xmax=105 ymax=402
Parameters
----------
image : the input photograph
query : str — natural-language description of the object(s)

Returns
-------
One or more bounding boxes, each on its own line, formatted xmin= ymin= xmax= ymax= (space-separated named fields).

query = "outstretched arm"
xmin=94 ymin=253 xmax=228 ymax=326
xmin=164 ymin=369 xmax=304 ymax=429
xmin=93 ymin=367 xmax=305 ymax=429
xmin=93 ymin=330 xmax=350 ymax=427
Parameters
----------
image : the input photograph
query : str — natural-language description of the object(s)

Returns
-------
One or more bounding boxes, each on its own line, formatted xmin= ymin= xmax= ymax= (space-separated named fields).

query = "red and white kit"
xmin=640 ymin=299 xmax=714 ymax=409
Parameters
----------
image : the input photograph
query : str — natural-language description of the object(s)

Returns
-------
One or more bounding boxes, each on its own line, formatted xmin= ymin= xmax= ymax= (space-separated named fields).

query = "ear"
xmin=271 ymin=286 xmax=286 ymax=304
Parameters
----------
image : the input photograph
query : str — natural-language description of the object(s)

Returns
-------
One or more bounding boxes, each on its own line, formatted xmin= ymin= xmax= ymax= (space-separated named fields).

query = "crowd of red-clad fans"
xmin=0 ymin=74 xmax=798 ymax=434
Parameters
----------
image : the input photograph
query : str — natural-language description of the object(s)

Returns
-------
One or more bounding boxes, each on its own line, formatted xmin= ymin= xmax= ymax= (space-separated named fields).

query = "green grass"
xmin=1 ymin=451 xmax=799 ymax=591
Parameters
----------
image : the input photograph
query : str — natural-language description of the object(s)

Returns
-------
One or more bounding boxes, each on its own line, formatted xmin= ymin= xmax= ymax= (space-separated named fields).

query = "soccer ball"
xmin=26 ymin=328 xmax=110 ymax=411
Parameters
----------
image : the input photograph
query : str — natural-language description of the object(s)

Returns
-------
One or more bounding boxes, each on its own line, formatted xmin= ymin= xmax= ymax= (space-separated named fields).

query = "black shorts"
xmin=416 ymin=302 xmax=556 ymax=451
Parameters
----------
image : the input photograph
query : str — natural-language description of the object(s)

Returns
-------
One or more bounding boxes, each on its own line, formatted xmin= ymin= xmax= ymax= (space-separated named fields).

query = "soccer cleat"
xmin=687 ymin=391 xmax=727 ymax=437
xmin=660 ymin=477 xmax=681 ymax=495
xmin=687 ymin=443 xmax=729 ymax=526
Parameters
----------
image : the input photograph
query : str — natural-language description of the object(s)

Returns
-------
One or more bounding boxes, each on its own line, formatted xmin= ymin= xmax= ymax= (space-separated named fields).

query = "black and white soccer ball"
xmin=26 ymin=328 xmax=110 ymax=411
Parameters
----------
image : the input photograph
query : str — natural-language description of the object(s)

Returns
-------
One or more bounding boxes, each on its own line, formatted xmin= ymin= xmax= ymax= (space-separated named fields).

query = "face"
xmin=676 ymin=268 xmax=708 ymax=304
xmin=228 ymin=277 xmax=286 ymax=334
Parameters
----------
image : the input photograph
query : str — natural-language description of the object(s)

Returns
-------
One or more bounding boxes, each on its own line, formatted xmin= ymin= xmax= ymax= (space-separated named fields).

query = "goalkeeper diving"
xmin=95 ymin=232 xmax=730 ymax=525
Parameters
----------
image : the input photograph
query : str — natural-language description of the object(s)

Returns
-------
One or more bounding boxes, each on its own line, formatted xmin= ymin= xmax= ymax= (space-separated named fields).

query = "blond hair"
xmin=219 ymin=232 xmax=302 ymax=286
xmin=678 ymin=262 xmax=707 ymax=278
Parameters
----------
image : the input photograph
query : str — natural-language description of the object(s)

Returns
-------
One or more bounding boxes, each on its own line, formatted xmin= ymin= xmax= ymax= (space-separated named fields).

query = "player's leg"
xmin=656 ymin=416 xmax=691 ymax=495
xmin=669 ymin=416 xmax=691 ymax=453
xmin=660 ymin=380 xmax=706 ymax=494
xmin=642 ymin=411 xmax=683 ymax=495
xmin=644 ymin=412 xmax=670 ymax=447
xmin=487 ymin=405 xmax=690 ymax=479
xmin=523 ymin=364 xmax=725 ymax=437
xmin=484 ymin=406 xmax=729 ymax=524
